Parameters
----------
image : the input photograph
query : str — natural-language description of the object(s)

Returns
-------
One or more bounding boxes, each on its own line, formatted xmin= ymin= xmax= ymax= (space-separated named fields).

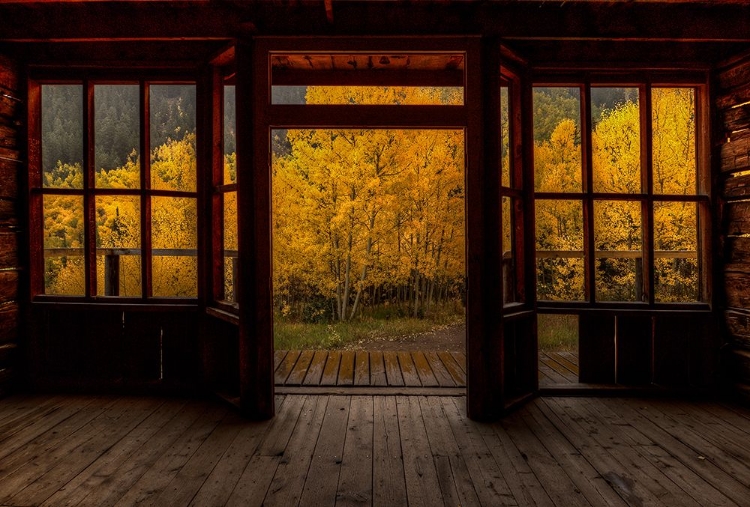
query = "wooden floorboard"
xmin=1 ymin=393 xmax=746 ymax=506
xmin=274 ymin=349 xmax=585 ymax=389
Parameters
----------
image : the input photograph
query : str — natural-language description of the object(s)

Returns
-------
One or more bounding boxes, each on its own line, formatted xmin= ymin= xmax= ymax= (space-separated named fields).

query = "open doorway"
xmin=270 ymin=85 xmax=467 ymax=388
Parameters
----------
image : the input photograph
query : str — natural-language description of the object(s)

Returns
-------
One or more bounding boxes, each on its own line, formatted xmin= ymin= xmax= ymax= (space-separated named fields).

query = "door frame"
xmin=236 ymin=35 xmax=538 ymax=419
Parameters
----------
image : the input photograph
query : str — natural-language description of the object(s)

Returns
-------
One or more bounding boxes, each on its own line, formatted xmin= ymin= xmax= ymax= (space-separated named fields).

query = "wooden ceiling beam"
xmin=0 ymin=2 xmax=750 ymax=43
xmin=6 ymin=41 xmax=230 ymax=70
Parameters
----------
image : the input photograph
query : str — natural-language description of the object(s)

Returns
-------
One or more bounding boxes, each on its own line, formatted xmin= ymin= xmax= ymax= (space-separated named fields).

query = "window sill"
xmin=30 ymin=298 xmax=200 ymax=312
xmin=206 ymin=306 xmax=239 ymax=325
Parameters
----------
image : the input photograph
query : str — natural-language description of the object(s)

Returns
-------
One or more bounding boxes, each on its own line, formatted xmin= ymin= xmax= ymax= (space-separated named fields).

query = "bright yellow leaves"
xmin=151 ymin=132 xmax=197 ymax=192
xmin=652 ymin=88 xmax=696 ymax=195
xmin=273 ymin=114 xmax=465 ymax=321
xmin=44 ymin=136 xmax=198 ymax=297
xmin=43 ymin=194 xmax=85 ymax=295
xmin=303 ymin=86 xmax=463 ymax=106
xmin=535 ymin=86 xmax=700 ymax=302
xmin=535 ymin=119 xmax=582 ymax=193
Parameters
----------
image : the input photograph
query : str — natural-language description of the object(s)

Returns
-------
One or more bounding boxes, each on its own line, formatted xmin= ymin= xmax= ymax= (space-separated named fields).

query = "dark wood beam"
xmin=6 ymin=41 xmax=229 ymax=70
xmin=1 ymin=2 xmax=750 ymax=43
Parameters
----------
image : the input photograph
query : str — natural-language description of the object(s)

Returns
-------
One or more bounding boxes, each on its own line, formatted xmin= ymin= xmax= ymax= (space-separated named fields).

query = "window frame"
xmin=500 ymin=67 xmax=528 ymax=310
xmin=532 ymin=71 xmax=711 ymax=310
xmin=28 ymin=70 xmax=202 ymax=304
xmin=211 ymin=65 xmax=239 ymax=313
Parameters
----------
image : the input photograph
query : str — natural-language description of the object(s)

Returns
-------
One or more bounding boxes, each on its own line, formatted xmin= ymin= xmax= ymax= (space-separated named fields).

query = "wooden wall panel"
xmin=201 ymin=314 xmax=240 ymax=398
xmin=718 ymin=53 xmax=750 ymax=400
xmin=578 ymin=314 xmax=615 ymax=384
xmin=0 ymin=54 xmax=20 ymax=397
xmin=616 ymin=315 xmax=653 ymax=385
xmin=29 ymin=307 xmax=201 ymax=392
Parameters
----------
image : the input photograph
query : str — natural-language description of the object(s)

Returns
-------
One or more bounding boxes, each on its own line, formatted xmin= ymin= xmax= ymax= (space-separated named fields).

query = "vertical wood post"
xmin=466 ymin=36 xmax=505 ymax=420
xmin=237 ymin=39 xmax=275 ymax=419
xmin=104 ymin=253 xmax=119 ymax=296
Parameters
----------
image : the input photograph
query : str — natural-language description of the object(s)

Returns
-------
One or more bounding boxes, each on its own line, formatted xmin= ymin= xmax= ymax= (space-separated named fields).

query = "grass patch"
xmin=274 ymin=307 xmax=464 ymax=350
xmin=538 ymin=313 xmax=578 ymax=352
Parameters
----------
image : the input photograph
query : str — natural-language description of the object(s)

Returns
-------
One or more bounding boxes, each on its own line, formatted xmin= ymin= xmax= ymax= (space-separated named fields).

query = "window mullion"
xmin=582 ymin=82 xmax=595 ymax=304
xmin=141 ymin=81 xmax=152 ymax=299
xmin=84 ymin=80 xmax=96 ymax=299
xmin=642 ymin=84 xmax=655 ymax=305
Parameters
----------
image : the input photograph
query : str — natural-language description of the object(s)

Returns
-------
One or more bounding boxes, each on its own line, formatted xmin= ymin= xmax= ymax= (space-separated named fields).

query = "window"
xmin=534 ymin=80 xmax=707 ymax=306
xmin=501 ymin=72 xmax=526 ymax=306
xmin=32 ymin=80 xmax=198 ymax=300
xmin=215 ymin=83 xmax=237 ymax=305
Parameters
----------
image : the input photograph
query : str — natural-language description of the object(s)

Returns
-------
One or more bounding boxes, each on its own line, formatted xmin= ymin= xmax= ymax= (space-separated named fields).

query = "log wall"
xmin=0 ymin=54 xmax=21 ymax=398
xmin=717 ymin=52 xmax=750 ymax=400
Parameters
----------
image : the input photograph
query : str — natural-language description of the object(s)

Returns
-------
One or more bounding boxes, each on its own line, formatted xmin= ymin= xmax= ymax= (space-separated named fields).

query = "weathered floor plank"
xmin=338 ymin=350 xmax=356 ymax=386
xmin=369 ymin=350 xmax=388 ymax=387
xmin=336 ymin=395 xmax=374 ymax=507
xmin=320 ymin=350 xmax=342 ymax=386
xmin=0 ymin=394 xmax=747 ymax=507
xmin=302 ymin=350 xmax=328 ymax=386
xmin=298 ymin=395 xmax=350 ymax=506
xmin=354 ymin=350 xmax=370 ymax=386
xmin=397 ymin=395 xmax=444 ymax=507
xmin=272 ymin=349 xmax=604 ymax=389
xmin=285 ymin=350 xmax=315 ymax=386
xmin=372 ymin=396 xmax=408 ymax=507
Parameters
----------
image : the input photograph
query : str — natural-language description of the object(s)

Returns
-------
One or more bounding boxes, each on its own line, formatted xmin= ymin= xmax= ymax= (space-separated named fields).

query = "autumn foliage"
xmin=42 ymin=83 xmax=699 ymax=314
xmin=535 ymin=87 xmax=699 ymax=302
xmin=272 ymin=86 xmax=466 ymax=322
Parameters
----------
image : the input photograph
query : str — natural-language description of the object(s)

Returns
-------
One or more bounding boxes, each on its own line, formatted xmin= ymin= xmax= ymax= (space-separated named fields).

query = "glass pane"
xmin=501 ymin=85 xmax=511 ymax=188
xmin=224 ymin=191 xmax=238 ymax=303
xmin=95 ymin=196 xmax=141 ymax=296
xmin=594 ymin=200 xmax=642 ymax=301
xmin=652 ymin=88 xmax=696 ymax=195
xmin=591 ymin=87 xmax=641 ymax=193
xmin=536 ymin=199 xmax=584 ymax=301
xmin=272 ymin=128 xmax=465 ymax=325
xmin=152 ymin=196 xmax=197 ymax=297
xmin=43 ymin=195 xmax=85 ymax=295
xmin=224 ymin=85 xmax=236 ymax=184
xmin=273 ymin=86 xmax=464 ymax=105
xmin=654 ymin=201 xmax=699 ymax=302
xmin=502 ymin=196 xmax=519 ymax=305
xmin=42 ymin=85 xmax=83 ymax=189
xmin=533 ymin=87 xmax=582 ymax=192
xmin=94 ymin=85 xmax=140 ymax=189
xmin=150 ymin=84 xmax=197 ymax=192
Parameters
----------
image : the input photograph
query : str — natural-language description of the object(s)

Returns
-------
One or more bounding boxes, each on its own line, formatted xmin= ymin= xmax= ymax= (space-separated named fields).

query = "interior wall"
xmin=28 ymin=307 xmax=202 ymax=392
xmin=0 ymin=54 xmax=21 ymax=398
xmin=717 ymin=52 xmax=750 ymax=401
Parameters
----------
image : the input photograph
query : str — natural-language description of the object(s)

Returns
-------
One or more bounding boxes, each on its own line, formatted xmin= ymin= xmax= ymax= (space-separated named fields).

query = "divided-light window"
xmin=534 ymin=82 xmax=707 ymax=305
xmin=33 ymin=81 xmax=198 ymax=299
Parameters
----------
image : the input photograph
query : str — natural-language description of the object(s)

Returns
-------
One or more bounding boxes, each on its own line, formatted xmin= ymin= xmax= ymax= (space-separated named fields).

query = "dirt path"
xmin=342 ymin=322 xmax=466 ymax=352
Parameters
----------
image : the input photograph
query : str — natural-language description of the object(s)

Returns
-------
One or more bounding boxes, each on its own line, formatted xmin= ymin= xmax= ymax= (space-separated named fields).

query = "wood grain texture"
xmin=0 ymin=394 xmax=747 ymax=505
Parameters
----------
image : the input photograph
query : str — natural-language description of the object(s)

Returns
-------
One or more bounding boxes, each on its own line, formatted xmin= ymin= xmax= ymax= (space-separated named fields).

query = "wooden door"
xmin=466 ymin=41 xmax=538 ymax=420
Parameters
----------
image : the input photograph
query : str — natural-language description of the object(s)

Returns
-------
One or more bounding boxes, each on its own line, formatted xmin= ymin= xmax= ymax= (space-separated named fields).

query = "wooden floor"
xmin=538 ymin=350 xmax=579 ymax=387
xmin=275 ymin=349 xmax=579 ymax=389
xmin=274 ymin=349 xmax=467 ymax=388
xmin=1 ymin=393 xmax=749 ymax=506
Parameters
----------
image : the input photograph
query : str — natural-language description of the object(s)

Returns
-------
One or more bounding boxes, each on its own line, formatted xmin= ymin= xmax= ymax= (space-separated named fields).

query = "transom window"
xmin=533 ymin=79 xmax=708 ymax=305
xmin=30 ymin=79 xmax=198 ymax=299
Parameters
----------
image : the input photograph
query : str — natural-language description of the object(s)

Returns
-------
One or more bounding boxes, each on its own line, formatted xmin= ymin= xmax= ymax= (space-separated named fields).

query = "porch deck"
xmin=0 ymin=393 xmax=749 ymax=506
xmin=274 ymin=349 xmax=579 ymax=389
